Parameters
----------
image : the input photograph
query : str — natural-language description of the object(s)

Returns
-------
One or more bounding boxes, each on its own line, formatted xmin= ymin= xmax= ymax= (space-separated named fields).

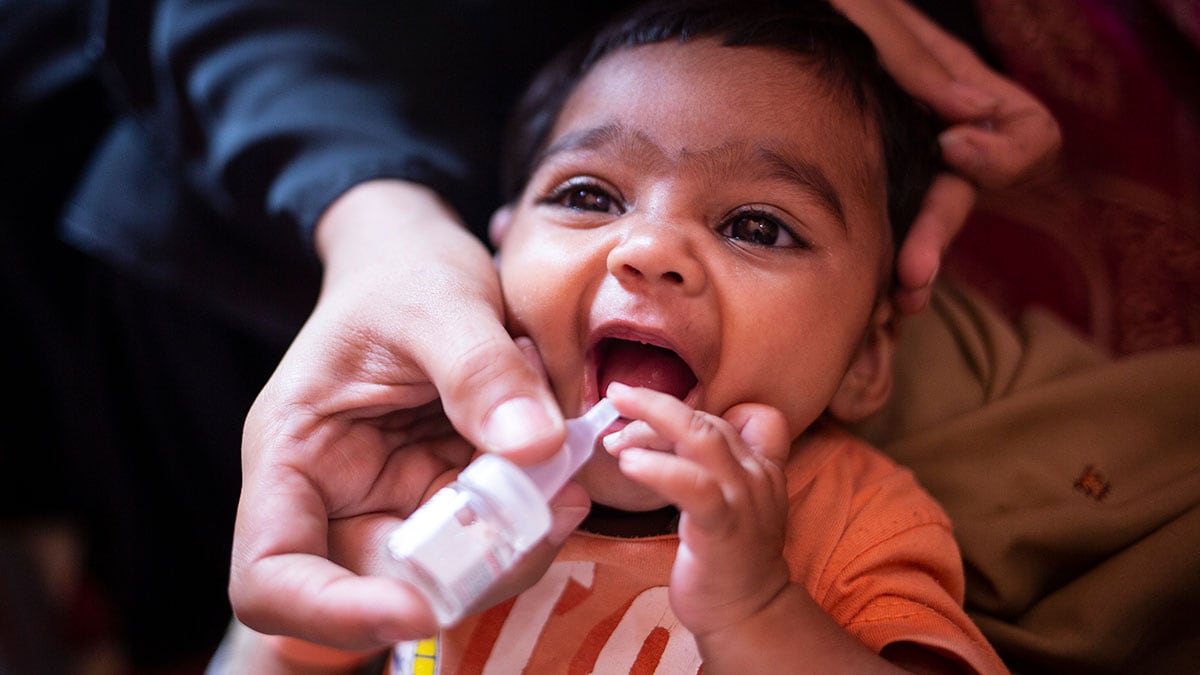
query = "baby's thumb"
xmin=723 ymin=403 xmax=791 ymax=466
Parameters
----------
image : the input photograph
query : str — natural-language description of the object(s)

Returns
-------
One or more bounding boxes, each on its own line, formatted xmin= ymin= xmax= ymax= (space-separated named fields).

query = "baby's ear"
xmin=828 ymin=300 xmax=896 ymax=423
xmin=489 ymin=205 xmax=515 ymax=248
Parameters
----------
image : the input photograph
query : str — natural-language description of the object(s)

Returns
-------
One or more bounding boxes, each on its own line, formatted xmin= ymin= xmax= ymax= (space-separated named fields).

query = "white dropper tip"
xmin=523 ymin=398 xmax=619 ymax=501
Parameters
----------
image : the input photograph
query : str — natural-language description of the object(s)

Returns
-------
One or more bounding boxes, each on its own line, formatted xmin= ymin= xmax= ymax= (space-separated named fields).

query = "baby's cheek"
xmin=499 ymin=264 xmax=550 ymax=327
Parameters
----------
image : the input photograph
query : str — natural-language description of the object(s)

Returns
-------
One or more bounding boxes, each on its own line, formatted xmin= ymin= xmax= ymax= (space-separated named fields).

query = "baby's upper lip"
xmin=591 ymin=322 xmax=680 ymax=351
xmin=585 ymin=319 xmax=701 ymax=402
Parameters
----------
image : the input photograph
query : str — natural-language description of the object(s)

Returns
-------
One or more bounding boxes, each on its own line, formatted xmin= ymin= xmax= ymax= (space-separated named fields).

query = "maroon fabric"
xmin=947 ymin=0 xmax=1200 ymax=354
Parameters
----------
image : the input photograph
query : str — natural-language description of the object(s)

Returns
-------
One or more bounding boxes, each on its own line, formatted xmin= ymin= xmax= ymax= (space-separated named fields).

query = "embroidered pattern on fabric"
xmin=1074 ymin=465 xmax=1112 ymax=501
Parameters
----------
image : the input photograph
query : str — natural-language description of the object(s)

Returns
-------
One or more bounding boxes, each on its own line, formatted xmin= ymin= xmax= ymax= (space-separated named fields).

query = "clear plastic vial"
xmin=385 ymin=399 xmax=619 ymax=626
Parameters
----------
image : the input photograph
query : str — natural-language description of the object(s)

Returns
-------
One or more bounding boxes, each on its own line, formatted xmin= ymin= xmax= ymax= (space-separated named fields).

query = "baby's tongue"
xmin=598 ymin=340 xmax=697 ymax=401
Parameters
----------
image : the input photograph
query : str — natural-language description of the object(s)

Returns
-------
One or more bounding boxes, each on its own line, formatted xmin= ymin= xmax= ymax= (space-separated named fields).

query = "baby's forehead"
xmin=582 ymin=43 xmax=878 ymax=152
xmin=548 ymin=40 xmax=888 ymax=217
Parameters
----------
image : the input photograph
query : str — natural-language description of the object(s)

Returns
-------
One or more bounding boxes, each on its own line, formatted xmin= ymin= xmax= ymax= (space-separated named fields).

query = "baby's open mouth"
xmin=595 ymin=337 xmax=698 ymax=401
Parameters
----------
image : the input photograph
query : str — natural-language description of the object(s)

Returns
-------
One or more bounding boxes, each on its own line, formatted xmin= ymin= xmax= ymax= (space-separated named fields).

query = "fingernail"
xmin=922 ymin=261 xmax=940 ymax=289
xmin=606 ymin=381 xmax=631 ymax=397
xmin=938 ymin=129 xmax=965 ymax=150
xmin=938 ymin=131 xmax=981 ymax=171
xmin=548 ymin=505 xmax=590 ymax=544
xmin=483 ymin=397 xmax=556 ymax=452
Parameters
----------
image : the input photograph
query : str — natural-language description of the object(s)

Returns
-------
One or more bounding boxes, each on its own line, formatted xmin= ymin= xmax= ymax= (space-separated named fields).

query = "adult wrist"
xmin=314 ymin=179 xmax=474 ymax=272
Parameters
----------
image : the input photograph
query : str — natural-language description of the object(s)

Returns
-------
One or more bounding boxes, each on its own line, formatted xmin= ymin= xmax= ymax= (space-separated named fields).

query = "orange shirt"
xmin=388 ymin=424 xmax=1007 ymax=674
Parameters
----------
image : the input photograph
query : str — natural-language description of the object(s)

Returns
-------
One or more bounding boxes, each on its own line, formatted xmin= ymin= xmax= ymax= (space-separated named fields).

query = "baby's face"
xmin=496 ymin=40 xmax=892 ymax=511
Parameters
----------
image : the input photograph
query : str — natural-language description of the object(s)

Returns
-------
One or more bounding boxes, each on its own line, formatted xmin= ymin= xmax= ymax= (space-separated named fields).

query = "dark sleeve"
xmin=99 ymin=0 xmax=479 ymax=243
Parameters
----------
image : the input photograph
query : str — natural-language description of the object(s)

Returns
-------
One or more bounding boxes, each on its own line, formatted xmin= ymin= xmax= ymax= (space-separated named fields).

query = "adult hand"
xmin=832 ymin=0 xmax=1062 ymax=313
xmin=229 ymin=180 xmax=578 ymax=650
xmin=219 ymin=407 xmax=590 ymax=668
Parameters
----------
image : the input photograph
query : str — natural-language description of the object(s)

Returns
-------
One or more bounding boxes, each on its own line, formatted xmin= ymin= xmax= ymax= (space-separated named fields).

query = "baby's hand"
xmin=603 ymin=383 xmax=793 ymax=637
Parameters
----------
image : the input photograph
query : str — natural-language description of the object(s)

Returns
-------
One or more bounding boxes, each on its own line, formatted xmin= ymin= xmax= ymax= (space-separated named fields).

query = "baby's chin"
xmin=576 ymin=456 xmax=671 ymax=513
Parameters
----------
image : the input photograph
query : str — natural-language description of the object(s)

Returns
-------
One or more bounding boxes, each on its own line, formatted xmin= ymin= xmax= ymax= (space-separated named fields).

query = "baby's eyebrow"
xmin=536 ymin=122 xmax=664 ymax=168
xmin=540 ymin=123 xmax=620 ymax=158
xmin=750 ymin=147 xmax=846 ymax=230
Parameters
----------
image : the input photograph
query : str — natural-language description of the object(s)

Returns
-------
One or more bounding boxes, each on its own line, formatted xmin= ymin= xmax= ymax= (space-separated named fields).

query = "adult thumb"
xmin=426 ymin=321 xmax=565 ymax=464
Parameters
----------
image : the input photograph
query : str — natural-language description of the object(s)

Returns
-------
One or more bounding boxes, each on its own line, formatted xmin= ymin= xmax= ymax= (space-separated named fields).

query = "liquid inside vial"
xmin=387 ymin=455 xmax=549 ymax=625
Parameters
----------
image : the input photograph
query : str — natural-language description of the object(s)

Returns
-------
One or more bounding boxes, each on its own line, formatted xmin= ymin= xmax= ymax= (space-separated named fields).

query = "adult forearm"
xmin=315 ymin=179 xmax=487 ymax=283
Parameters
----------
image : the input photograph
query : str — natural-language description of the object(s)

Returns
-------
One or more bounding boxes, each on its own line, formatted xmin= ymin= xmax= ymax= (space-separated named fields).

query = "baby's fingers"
xmin=603 ymin=418 xmax=675 ymax=454
xmin=721 ymin=403 xmax=791 ymax=468
xmin=617 ymin=449 xmax=729 ymax=530
xmin=605 ymin=383 xmax=744 ymax=472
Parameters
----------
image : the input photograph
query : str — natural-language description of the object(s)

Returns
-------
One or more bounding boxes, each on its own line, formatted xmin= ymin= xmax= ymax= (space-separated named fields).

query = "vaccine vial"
xmin=385 ymin=399 xmax=619 ymax=626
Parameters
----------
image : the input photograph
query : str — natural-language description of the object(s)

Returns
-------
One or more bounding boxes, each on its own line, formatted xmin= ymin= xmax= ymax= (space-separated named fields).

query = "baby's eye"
xmin=546 ymin=181 xmax=621 ymax=215
xmin=720 ymin=212 xmax=805 ymax=248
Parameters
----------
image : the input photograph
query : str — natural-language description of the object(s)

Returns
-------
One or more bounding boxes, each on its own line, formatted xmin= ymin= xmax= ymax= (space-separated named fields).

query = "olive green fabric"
xmin=855 ymin=281 xmax=1200 ymax=674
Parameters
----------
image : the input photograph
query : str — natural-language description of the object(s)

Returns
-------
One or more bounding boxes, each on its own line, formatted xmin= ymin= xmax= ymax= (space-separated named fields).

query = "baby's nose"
xmin=606 ymin=222 xmax=707 ymax=296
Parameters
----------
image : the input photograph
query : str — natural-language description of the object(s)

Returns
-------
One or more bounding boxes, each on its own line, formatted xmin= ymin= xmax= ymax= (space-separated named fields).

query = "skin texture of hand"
xmin=832 ymin=0 xmax=1062 ymax=314
xmin=230 ymin=180 xmax=577 ymax=650
xmin=602 ymin=383 xmax=795 ymax=636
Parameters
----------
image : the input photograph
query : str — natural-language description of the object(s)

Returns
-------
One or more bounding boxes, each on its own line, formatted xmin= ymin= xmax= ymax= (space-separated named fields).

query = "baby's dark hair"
xmin=500 ymin=0 xmax=941 ymax=249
